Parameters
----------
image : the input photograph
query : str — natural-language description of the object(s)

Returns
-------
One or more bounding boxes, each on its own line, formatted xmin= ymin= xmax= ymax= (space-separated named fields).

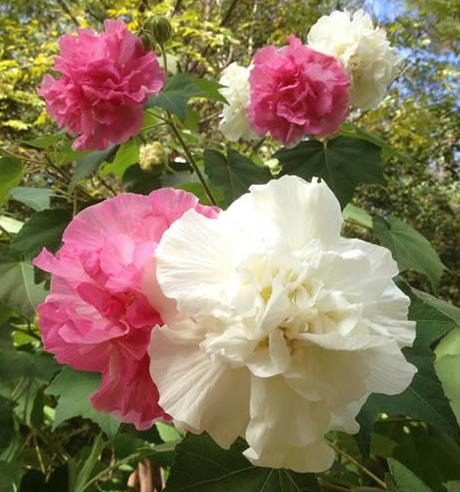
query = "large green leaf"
xmin=101 ymin=140 xmax=139 ymax=178
xmin=0 ymin=157 xmax=24 ymax=204
xmin=435 ymin=328 xmax=460 ymax=425
xmin=204 ymin=149 xmax=272 ymax=205
xmin=147 ymin=73 xmax=201 ymax=120
xmin=373 ymin=215 xmax=446 ymax=291
xmin=165 ymin=433 xmax=319 ymax=492
xmin=10 ymin=209 xmax=71 ymax=259
xmin=69 ymin=145 xmax=118 ymax=190
xmin=340 ymin=122 xmax=413 ymax=164
xmin=122 ymin=164 xmax=163 ymax=194
xmin=387 ymin=458 xmax=431 ymax=492
xmin=275 ymin=136 xmax=384 ymax=208
xmin=146 ymin=74 xmax=225 ymax=121
xmin=46 ymin=366 xmax=120 ymax=439
xmin=10 ymin=187 xmax=56 ymax=211
xmin=0 ymin=257 xmax=47 ymax=319
xmin=357 ymin=284 xmax=460 ymax=454
xmin=0 ymin=351 xmax=58 ymax=424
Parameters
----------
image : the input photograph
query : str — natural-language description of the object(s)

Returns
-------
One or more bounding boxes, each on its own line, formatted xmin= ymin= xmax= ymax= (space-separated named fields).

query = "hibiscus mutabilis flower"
xmin=307 ymin=10 xmax=400 ymax=109
xmin=33 ymin=189 xmax=218 ymax=430
xmin=247 ymin=35 xmax=350 ymax=146
xmin=149 ymin=176 xmax=416 ymax=472
xmin=38 ymin=20 xmax=164 ymax=150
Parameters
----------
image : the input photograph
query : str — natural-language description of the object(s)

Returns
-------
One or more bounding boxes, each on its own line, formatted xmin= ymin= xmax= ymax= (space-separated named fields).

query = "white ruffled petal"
xmin=148 ymin=322 xmax=250 ymax=448
xmin=244 ymin=376 xmax=334 ymax=472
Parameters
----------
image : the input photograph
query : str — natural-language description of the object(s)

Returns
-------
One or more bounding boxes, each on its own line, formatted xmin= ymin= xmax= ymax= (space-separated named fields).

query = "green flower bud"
xmin=139 ymin=142 xmax=165 ymax=171
xmin=142 ymin=16 xmax=173 ymax=47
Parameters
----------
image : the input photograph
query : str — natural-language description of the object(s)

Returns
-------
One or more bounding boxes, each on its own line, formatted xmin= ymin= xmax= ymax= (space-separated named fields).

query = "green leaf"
xmin=10 ymin=209 xmax=71 ymax=259
xmin=0 ymin=397 xmax=15 ymax=454
xmin=0 ymin=351 xmax=58 ymax=424
xmin=0 ymin=157 xmax=24 ymax=204
xmin=357 ymin=283 xmax=460 ymax=454
xmin=165 ymin=433 xmax=319 ymax=492
xmin=204 ymin=149 xmax=272 ymax=205
xmin=340 ymin=123 xmax=413 ymax=164
xmin=435 ymin=328 xmax=460 ymax=425
xmin=412 ymin=288 xmax=460 ymax=326
xmin=46 ymin=366 xmax=120 ymax=439
xmin=0 ymin=257 xmax=47 ymax=318
xmin=387 ymin=458 xmax=431 ymax=492
xmin=373 ymin=215 xmax=446 ymax=291
xmin=147 ymin=73 xmax=201 ymax=120
xmin=74 ymin=434 xmax=105 ymax=492
xmin=342 ymin=204 xmax=372 ymax=229
xmin=275 ymin=136 xmax=384 ymax=208
xmin=193 ymin=78 xmax=227 ymax=102
xmin=122 ymin=164 xmax=163 ymax=194
xmin=69 ymin=145 xmax=118 ymax=190
xmin=21 ymin=133 xmax=62 ymax=149
xmin=101 ymin=140 xmax=139 ymax=178
xmin=156 ymin=422 xmax=183 ymax=443
xmin=0 ymin=216 xmax=23 ymax=235
xmin=10 ymin=187 xmax=56 ymax=211
xmin=0 ymin=461 xmax=23 ymax=492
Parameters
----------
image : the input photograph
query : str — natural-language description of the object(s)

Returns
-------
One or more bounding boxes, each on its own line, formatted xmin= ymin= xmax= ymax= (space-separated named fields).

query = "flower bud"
xmin=142 ymin=16 xmax=173 ymax=47
xmin=139 ymin=142 xmax=165 ymax=171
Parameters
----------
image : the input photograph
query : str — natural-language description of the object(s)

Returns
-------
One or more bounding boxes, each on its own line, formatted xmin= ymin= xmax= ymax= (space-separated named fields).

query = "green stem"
xmin=166 ymin=113 xmax=217 ymax=205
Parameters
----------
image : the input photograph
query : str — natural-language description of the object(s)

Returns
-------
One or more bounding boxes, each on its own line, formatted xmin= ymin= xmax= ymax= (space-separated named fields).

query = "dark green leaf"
xmin=0 ymin=397 xmax=15 ymax=454
xmin=373 ymin=215 xmax=446 ymax=291
xmin=387 ymin=458 xmax=431 ymax=492
xmin=204 ymin=149 xmax=272 ymax=205
xmin=10 ymin=187 xmax=56 ymax=211
xmin=10 ymin=209 xmax=71 ymax=259
xmin=69 ymin=145 xmax=118 ymax=190
xmin=340 ymin=123 xmax=413 ymax=164
xmin=165 ymin=433 xmax=319 ymax=492
xmin=74 ymin=434 xmax=105 ymax=492
xmin=122 ymin=164 xmax=163 ymax=194
xmin=147 ymin=73 xmax=201 ymax=120
xmin=357 ymin=284 xmax=460 ymax=454
xmin=46 ymin=366 xmax=120 ymax=439
xmin=412 ymin=288 xmax=460 ymax=325
xmin=0 ymin=157 xmax=24 ymax=204
xmin=275 ymin=136 xmax=384 ymax=208
xmin=0 ymin=257 xmax=47 ymax=318
xmin=0 ymin=461 xmax=23 ymax=492
xmin=0 ymin=351 xmax=58 ymax=424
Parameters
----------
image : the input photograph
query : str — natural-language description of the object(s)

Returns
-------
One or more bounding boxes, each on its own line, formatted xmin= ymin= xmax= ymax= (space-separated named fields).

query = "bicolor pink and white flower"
xmin=34 ymin=189 xmax=218 ymax=429
xmin=307 ymin=10 xmax=399 ymax=109
xmin=149 ymin=176 xmax=416 ymax=472
xmin=247 ymin=35 xmax=350 ymax=146
xmin=38 ymin=19 xmax=164 ymax=150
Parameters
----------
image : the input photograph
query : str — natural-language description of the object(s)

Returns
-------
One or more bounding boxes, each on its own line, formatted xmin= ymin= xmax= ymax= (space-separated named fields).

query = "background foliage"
xmin=0 ymin=0 xmax=458 ymax=490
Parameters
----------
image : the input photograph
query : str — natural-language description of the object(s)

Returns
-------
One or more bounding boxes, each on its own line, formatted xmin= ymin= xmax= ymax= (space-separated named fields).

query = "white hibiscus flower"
xmin=218 ymin=62 xmax=258 ymax=142
xmin=307 ymin=10 xmax=400 ymax=109
xmin=149 ymin=175 xmax=416 ymax=472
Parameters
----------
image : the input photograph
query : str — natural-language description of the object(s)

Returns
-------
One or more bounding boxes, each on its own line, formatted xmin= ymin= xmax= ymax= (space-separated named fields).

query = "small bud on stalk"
xmin=140 ymin=15 xmax=173 ymax=51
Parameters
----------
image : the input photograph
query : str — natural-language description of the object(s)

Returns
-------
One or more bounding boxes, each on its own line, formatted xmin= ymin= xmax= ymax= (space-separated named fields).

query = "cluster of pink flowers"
xmin=34 ymin=189 xmax=218 ymax=429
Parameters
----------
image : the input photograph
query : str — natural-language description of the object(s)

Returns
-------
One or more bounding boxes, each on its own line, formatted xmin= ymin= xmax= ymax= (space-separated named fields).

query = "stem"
xmin=160 ymin=44 xmax=169 ymax=78
xmin=328 ymin=441 xmax=387 ymax=490
xmin=166 ymin=114 xmax=217 ymax=205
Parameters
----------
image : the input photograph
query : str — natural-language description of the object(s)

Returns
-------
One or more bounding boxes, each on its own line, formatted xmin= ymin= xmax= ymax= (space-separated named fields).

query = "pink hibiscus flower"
xmin=38 ymin=19 xmax=164 ymax=151
xmin=34 ymin=189 xmax=218 ymax=429
xmin=248 ymin=35 xmax=350 ymax=146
